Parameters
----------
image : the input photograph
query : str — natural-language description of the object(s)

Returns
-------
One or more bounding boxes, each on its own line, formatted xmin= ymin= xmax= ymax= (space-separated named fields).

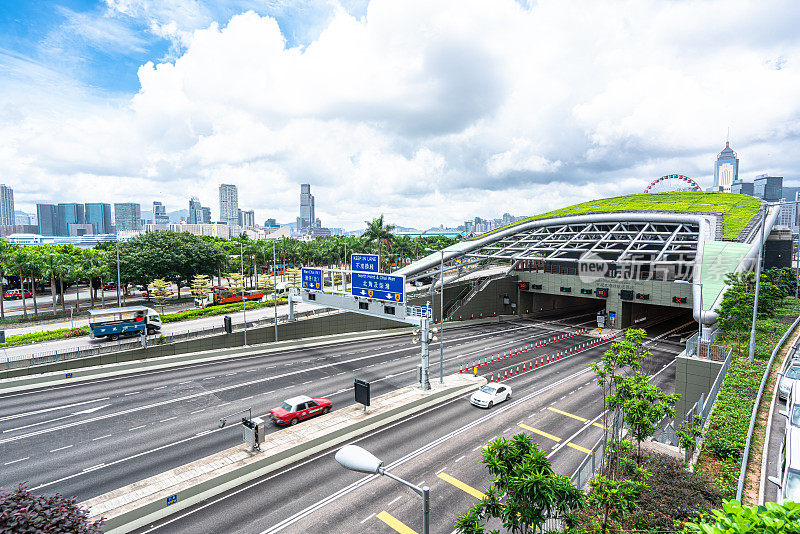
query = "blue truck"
xmin=89 ymin=306 xmax=162 ymax=341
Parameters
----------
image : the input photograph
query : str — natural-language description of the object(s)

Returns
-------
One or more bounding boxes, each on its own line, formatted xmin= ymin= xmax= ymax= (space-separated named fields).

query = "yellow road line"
xmin=437 ymin=472 xmax=486 ymax=499
xmin=566 ymin=442 xmax=592 ymax=454
xmin=547 ymin=407 xmax=606 ymax=429
xmin=518 ymin=423 xmax=561 ymax=442
xmin=377 ymin=511 xmax=418 ymax=534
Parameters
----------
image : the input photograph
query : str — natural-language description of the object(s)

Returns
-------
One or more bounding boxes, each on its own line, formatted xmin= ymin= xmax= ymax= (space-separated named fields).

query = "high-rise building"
xmin=754 ymin=174 xmax=783 ymax=202
xmin=153 ymin=201 xmax=169 ymax=225
xmin=713 ymin=141 xmax=739 ymax=192
xmin=219 ymin=184 xmax=238 ymax=225
xmin=731 ymin=180 xmax=754 ymax=196
xmin=57 ymin=203 xmax=84 ymax=236
xmin=189 ymin=197 xmax=203 ymax=224
xmin=201 ymin=206 xmax=211 ymax=224
xmin=299 ymin=184 xmax=315 ymax=232
xmin=36 ymin=203 xmax=58 ymax=236
xmin=114 ymin=203 xmax=142 ymax=233
xmin=238 ymin=209 xmax=255 ymax=228
xmin=264 ymin=218 xmax=277 ymax=227
xmin=84 ymin=203 xmax=113 ymax=234
xmin=0 ymin=185 xmax=14 ymax=226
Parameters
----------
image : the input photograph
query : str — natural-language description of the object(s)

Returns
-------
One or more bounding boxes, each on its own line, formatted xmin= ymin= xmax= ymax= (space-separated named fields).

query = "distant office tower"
xmin=114 ymin=203 xmax=142 ymax=233
xmin=189 ymin=197 xmax=203 ymax=224
xmin=201 ymin=206 xmax=211 ymax=224
xmin=0 ymin=185 xmax=14 ymax=226
xmin=56 ymin=203 xmax=84 ymax=236
xmin=754 ymin=174 xmax=783 ymax=202
xmin=299 ymin=184 xmax=315 ymax=232
xmin=36 ymin=204 xmax=58 ymax=236
xmin=219 ymin=184 xmax=238 ymax=225
xmin=84 ymin=203 xmax=113 ymax=234
xmin=264 ymin=218 xmax=277 ymax=227
xmin=713 ymin=142 xmax=739 ymax=192
xmin=731 ymin=180 xmax=754 ymax=196
xmin=237 ymin=209 xmax=255 ymax=227
xmin=14 ymin=210 xmax=30 ymax=226
xmin=153 ymin=201 xmax=170 ymax=224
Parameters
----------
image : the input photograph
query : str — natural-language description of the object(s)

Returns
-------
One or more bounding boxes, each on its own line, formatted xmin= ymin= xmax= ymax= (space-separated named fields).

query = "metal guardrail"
xmin=2 ymin=306 xmax=338 ymax=370
xmin=735 ymin=314 xmax=800 ymax=500
xmin=685 ymin=331 xmax=728 ymax=361
xmin=570 ymin=434 xmax=607 ymax=489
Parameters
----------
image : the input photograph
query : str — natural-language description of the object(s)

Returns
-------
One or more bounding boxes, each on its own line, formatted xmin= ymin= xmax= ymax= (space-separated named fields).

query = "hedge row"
xmin=0 ymin=327 xmax=89 ymax=347
xmin=160 ymin=298 xmax=288 ymax=323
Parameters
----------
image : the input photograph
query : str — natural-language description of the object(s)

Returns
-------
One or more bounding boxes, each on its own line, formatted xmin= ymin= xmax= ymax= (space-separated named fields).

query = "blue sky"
xmin=0 ymin=0 xmax=369 ymax=94
xmin=0 ymin=1 xmax=799 ymax=230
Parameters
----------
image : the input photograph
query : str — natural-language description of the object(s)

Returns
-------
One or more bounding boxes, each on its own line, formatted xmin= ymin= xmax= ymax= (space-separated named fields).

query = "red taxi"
xmin=3 ymin=289 xmax=32 ymax=300
xmin=269 ymin=395 xmax=331 ymax=426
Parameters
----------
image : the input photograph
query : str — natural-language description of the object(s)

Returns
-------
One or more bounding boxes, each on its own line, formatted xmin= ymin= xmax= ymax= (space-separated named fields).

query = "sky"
xmin=1 ymin=0 xmax=799 ymax=231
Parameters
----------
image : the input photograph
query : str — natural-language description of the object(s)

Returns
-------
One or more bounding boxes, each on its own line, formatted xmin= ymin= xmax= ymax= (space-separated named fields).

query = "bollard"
xmin=474 ymin=367 xmax=478 ymax=376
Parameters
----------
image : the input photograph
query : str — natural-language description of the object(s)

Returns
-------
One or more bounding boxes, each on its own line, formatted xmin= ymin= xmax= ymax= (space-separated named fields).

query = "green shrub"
xmin=0 ymin=326 xmax=90 ymax=347
xmin=685 ymin=500 xmax=800 ymax=534
xmin=160 ymin=298 xmax=287 ymax=323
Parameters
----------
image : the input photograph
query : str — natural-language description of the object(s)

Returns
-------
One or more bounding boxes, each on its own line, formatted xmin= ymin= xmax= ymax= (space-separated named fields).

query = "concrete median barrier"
xmin=81 ymin=374 xmax=485 ymax=534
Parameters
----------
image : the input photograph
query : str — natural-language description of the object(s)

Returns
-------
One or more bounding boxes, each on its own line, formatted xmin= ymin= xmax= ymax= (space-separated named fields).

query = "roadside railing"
xmin=735 ymin=314 xmax=800 ymax=500
xmin=2 ymin=306 xmax=338 ymax=370
xmin=685 ymin=331 xmax=728 ymax=361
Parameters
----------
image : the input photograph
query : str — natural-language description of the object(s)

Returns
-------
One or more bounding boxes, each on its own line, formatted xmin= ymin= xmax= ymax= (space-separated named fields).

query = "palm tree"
xmin=25 ymin=252 xmax=41 ymax=317
xmin=38 ymin=248 xmax=61 ymax=315
xmin=0 ymin=240 xmax=13 ymax=320
xmin=362 ymin=215 xmax=396 ymax=272
xmin=8 ymin=248 xmax=29 ymax=319
xmin=56 ymin=251 xmax=75 ymax=315
xmin=83 ymin=249 xmax=106 ymax=309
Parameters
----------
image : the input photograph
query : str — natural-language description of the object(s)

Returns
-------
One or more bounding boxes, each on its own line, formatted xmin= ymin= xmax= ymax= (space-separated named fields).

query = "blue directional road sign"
xmin=351 ymin=272 xmax=405 ymax=303
xmin=351 ymin=253 xmax=379 ymax=273
xmin=302 ymin=268 xmax=323 ymax=291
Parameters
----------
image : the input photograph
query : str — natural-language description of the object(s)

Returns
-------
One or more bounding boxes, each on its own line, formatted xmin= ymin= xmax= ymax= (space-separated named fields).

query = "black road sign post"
xmin=354 ymin=378 xmax=370 ymax=413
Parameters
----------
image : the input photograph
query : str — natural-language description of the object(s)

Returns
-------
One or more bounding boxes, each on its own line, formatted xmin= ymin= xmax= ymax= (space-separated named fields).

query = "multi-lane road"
xmin=0 ymin=311 xmax=691 ymax=533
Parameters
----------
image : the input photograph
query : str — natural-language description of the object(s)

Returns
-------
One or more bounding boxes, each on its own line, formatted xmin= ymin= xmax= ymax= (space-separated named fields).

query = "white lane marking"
xmin=242 ymin=396 xmax=253 ymax=400
xmin=246 ymin=369 xmax=257 ymax=373
xmin=49 ymin=445 xmax=73 ymax=453
xmin=202 ymin=377 xmax=215 ymax=381
xmin=2 ymin=404 xmax=111 ymax=433
xmin=129 ymin=425 xmax=147 ymax=431
xmin=0 ymin=397 xmax=111 ymax=422
xmin=124 ymin=391 xmax=140 ymax=396
xmin=82 ymin=464 xmax=105 ymax=472
xmin=472 ymin=444 xmax=482 ymax=451
xmin=577 ymin=386 xmax=583 ymax=391
xmin=196 ymin=430 xmax=213 ymax=437
xmin=503 ymin=427 xmax=511 ymax=433
xmin=159 ymin=417 xmax=177 ymax=423
xmin=218 ymin=402 xmax=231 ymax=407
xmin=301 ymin=381 xmax=312 ymax=385
xmin=153 ymin=386 xmax=167 ymax=390
xmin=360 ymin=513 xmax=376 ymax=524
xmin=559 ymin=396 xmax=566 ymax=400
xmin=92 ymin=434 xmax=112 ymax=441
xmin=179 ymin=381 xmax=192 ymax=385
xmin=190 ymin=409 xmax=205 ymax=414
xmin=387 ymin=496 xmax=403 ymax=506
xmin=435 ymin=467 xmax=446 ymax=475
xmin=454 ymin=455 xmax=466 ymax=463
xmin=4 ymin=456 xmax=29 ymax=465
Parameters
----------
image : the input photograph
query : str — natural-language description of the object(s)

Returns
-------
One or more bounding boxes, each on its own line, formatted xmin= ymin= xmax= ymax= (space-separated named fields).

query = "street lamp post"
xmin=115 ymin=239 xmax=122 ymax=307
xmin=425 ymin=247 xmax=445 ymax=384
xmin=240 ymin=242 xmax=247 ymax=347
xmin=335 ymin=445 xmax=429 ymax=534
xmin=273 ymin=244 xmax=278 ymax=342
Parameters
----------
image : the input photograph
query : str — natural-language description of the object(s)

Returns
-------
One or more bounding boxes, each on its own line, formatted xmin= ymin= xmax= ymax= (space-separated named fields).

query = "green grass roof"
xmin=479 ymin=192 xmax=761 ymax=240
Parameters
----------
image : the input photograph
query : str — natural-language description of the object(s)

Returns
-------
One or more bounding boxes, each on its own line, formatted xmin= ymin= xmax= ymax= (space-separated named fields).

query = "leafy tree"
xmin=590 ymin=329 xmax=648 ymax=476
xmin=190 ymin=274 xmax=212 ymax=301
xmin=454 ymin=433 xmax=584 ymax=534
xmin=685 ymin=499 xmax=800 ymax=534
xmin=585 ymin=475 xmax=648 ymax=534
xmin=286 ymin=268 xmax=302 ymax=288
xmin=38 ymin=248 xmax=63 ymax=315
xmin=8 ymin=247 xmax=30 ymax=319
xmin=257 ymin=274 xmax=274 ymax=296
xmin=616 ymin=372 xmax=679 ymax=463
xmin=0 ymin=239 xmax=11 ymax=319
xmin=0 ymin=483 xmax=103 ymax=533
xmin=151 ymin=279 xmax=172 ymax=313
xmin=227 ymin=272 xmax=245 ymax=296
xmin=676 ymin=414 xmax=704 ymax=462
xmin=763 ymin=266 xmax=797 ymax=298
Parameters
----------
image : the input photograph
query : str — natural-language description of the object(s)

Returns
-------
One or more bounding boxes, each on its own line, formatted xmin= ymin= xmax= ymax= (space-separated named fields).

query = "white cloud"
xmin=2 ymin=0 xmax=800 ymax=229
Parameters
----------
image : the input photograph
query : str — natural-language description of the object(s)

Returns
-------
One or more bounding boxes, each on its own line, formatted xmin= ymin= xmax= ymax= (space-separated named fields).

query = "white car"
xmin=779 ymin=364 xmax=800 ymax=400
xmin=769 ymin=425 xmax=800 ymax=504
xmin=470 ymin=383 xmax=512 ymax=409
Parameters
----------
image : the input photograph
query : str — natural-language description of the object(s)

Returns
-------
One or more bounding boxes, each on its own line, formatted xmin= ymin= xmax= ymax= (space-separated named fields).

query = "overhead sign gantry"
xmin=290 ymin=259 xmax=436 ymax=390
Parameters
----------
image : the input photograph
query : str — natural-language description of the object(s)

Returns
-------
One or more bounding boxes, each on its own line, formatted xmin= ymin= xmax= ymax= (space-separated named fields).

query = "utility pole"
xmin=748 ymin=204 xmax=767 ymax=362
xmin=273 ymin=244 xmax=278 ymax=342
xmin=241 ymin=241 xmax=247 ymax=347
xmin=115 ymin=239 xmax=121 ymax=307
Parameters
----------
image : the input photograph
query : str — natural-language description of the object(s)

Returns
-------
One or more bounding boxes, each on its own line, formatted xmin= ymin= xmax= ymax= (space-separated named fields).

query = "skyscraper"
xmin=0 ymin=185 xmax=14 ymax=226
xmin=114 ymin=203 xmax=142 ymax=233
xmin=57 ymin=203 xmax=84 ymax=236
xmin=219 ymin=184 xmax=238 ymax=225
xmin=84 ymin=203 xmax=113 ymax=234
xmin=201 ymin=206 xmax=211 ymax=224
xmin=238 ymin=209 xmax=255 ymax=227
xmin=153 ymin=201 xmax=169 ymax=224
xmin=36 ymin=204 xmax=58 ymax=236
xmin=754 ymin=174 xmax=783 ymax=202
xmin=189 ymin=197 xmax=203 ymax=224
xmin=299 ymin=184 xmax=315 ymax=232
xmin=713 ymin=141 xmax=739 ymax=192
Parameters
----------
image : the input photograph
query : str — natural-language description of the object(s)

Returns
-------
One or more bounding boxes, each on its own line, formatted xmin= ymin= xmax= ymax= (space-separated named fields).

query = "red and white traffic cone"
xmin=459 ymin=364 xmax=463 ymax=373
xmin=489 ymin=373 xmax=494 ymax=382
xmin=516 ymin=366 xmax=520 ymax=375
xmin=504 ymin=370 xmax=508 ymax=379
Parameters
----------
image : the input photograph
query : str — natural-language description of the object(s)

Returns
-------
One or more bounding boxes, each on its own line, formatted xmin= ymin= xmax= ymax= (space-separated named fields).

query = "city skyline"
xmin=1 ymin=2 xmax=798 ymax=231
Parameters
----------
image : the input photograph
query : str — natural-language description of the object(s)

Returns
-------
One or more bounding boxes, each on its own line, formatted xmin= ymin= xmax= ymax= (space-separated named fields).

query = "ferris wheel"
xmin=644 ymin=174 xmax=701 ymax=194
